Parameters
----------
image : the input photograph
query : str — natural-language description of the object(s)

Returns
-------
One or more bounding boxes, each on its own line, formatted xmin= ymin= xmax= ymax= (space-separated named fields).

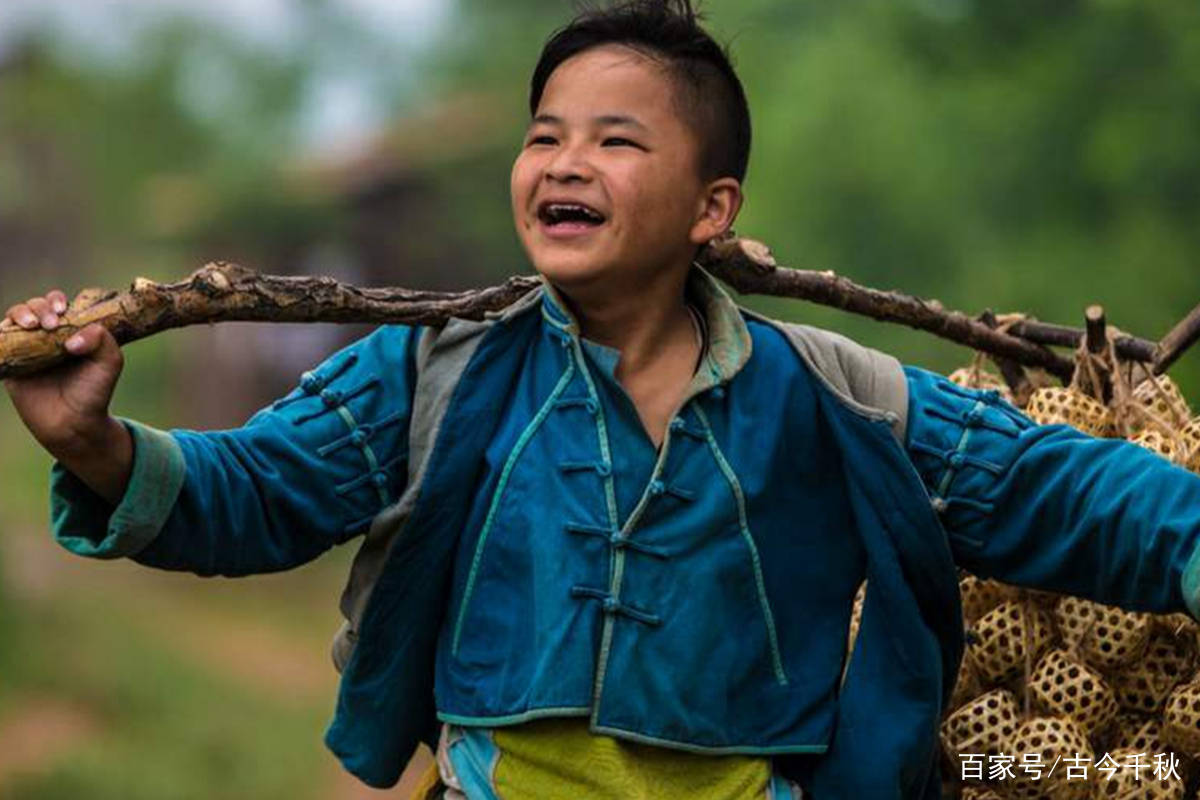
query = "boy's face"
xmin=511 ymin=45 xmax=725 ymax=295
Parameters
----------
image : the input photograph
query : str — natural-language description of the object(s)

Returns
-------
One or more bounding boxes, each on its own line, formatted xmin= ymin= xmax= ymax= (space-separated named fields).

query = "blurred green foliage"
xmin=2 ymin=0 xmax=1200 ymax=796
xmin=0 ymin=593 xmax=330 ymax=800
xmin=430 ymin=0 xmax=1200 ymax=394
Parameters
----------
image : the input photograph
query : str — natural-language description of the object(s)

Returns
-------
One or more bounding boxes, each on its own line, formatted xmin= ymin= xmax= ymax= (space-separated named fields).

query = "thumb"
xmin=65 ymin=324 xmax=122 ymax=368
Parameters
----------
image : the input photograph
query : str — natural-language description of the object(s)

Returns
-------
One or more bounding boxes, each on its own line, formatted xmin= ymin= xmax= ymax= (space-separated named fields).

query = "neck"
xmin=555 ymin=265 xmax=694 ymax=376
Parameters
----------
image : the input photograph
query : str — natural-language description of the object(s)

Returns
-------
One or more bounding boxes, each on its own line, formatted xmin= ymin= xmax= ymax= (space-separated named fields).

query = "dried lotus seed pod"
xmin=1131 ymin=428 xmax=1183 ymax=464
xmin=969 ymin=601 xmax=1056 ymax=686
xmin=1006 ymin=715 xmax=1092 ymax=800
xmin=971 ymin=602 xmax=1056 ymax=688
xmin=1025 ymin=386 xmax=1112 ymax=437
xmin=1163 ymin=679 xmax=1200 ymax=759
xmin=940 ymin=689 xmax=1020 ymax=775
xmin=1154 ymin=612 xmax=1200 ymax=639
xmin=1132 ymin=375 xmax=1191 ymax=431
xmin=1109 ymin=631 xmax=1194 ymax=716
xmin=959 ymin=574 xmax=1021 ymax=624
xmin=1108 ymin=715 xmax=1171 ymax=758
xmin=1055 ymin=595 xmax=1151 ymax=670
xmin=1092 ymin=710 xmax=1139 ymax=755
xmin=1027 ymin=648 xmax=1117 ymax=736
xmin=1181 ymin=417 xmax=1200 ymax=475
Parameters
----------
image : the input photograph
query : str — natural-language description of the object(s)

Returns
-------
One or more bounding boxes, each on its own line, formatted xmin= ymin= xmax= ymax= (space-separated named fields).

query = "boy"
xmin=5 ymin=1 xmax=1200 ymax=797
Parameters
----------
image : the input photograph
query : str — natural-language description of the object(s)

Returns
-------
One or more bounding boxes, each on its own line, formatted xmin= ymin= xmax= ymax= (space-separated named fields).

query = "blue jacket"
xmin=50 ymin=268 xmax=1200 ymax=798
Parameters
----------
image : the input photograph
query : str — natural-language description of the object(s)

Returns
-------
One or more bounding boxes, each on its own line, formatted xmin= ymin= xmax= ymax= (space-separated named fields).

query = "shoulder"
xmin=743 ymin=310 xmax=908 ymax=438
xmin=902 ymin=364 xmax=1036 ymax=457
xmin=418 ymin=284 xmax=544 ymax=357
xmin=412 ymin=284 xmax=544 ymax=384
xmin=302 ymin=324 xmax=424 ymax=395
xmin=247 ymin=324 xmax=425 ymax=433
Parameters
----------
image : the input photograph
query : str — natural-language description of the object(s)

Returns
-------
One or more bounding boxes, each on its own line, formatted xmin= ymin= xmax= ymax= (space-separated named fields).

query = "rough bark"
xmin=696 ymin=238 xmax=1076 ymax=381
xmin=0 ymin=264 xmax=539 ymax=379
xmin=1153 ymin=301 xmax=1200 ymax=375
xmin=1002 ymin=318 xmax=1155 ymax=364
xmin=0 ymin=238 xmax=1193 ymax=381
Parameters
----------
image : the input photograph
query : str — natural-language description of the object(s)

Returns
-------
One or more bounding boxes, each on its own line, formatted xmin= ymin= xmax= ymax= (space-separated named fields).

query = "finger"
xmin=65 ymin=323 xmax=118 ymax=362
xmin=5 ymin=303 xmax=39 ymax=329
xmin=46 ymin=290 xmax=68 ymax=315
xmin=25 ymin=298 xmax=58 ymax=330
xmin=64 ymin=323 xmax=104 ymax=355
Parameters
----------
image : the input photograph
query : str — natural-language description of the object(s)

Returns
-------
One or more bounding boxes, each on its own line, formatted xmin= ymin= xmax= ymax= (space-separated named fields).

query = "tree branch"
xmin=1001 ymin=318 xmax=1155 ymax=363
xmin=696 ymin=239 xmax=1075 ymax=381
xmin=1 ymin=238 xmax=1196 ymax=382
xmin=0 ymin=264 xmax=539 ymax=379
xmin=1153 ymin=301 xmax=1200 ymax=375
xmin=1082 ymin=305 xmax=1111 ymax=403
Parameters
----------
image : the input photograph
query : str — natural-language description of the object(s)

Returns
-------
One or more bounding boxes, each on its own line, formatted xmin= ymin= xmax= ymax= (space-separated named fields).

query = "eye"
xmin=602 ymin=137 xmax=641 ymax=148
xmin=526 ymin=135 xmax=557 ymax=146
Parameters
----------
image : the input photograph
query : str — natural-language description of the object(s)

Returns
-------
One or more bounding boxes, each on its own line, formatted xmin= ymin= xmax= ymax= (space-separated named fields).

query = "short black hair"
xmin=529 ymin=0 xmax=751 ymax=184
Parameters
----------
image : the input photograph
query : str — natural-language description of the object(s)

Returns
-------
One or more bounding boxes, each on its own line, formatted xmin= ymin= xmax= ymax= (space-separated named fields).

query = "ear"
xmin=688 ymin=177 xmax=743 ymax=245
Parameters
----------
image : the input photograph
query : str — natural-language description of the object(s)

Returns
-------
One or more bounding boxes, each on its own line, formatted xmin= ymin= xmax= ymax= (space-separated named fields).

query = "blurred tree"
xmin=2 ymin=2 xmax=1200 ymax=794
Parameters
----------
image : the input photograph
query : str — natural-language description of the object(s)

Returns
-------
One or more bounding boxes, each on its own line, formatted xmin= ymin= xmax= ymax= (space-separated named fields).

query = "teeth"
xmin=543 ymin=203 xmax=603 ymax=223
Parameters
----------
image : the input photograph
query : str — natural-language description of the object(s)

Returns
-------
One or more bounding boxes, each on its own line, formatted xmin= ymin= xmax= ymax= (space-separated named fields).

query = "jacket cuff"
xmin=50 ymin=418 xmax=185 ymax=559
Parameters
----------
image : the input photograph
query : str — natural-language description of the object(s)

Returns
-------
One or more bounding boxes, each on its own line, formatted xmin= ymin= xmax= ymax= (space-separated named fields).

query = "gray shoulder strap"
xmin=750 ymin=312 xmax=909 ymax=443
xmin=330 ymin=319 xmax=490 ymax=670
xmin=332 ymin=287 xmax=544 ymax=671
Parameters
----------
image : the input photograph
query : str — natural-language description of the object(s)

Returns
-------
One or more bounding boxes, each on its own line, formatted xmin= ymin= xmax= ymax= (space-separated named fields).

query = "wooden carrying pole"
xmin=1 ymin=238 xmax=1194 ymax=382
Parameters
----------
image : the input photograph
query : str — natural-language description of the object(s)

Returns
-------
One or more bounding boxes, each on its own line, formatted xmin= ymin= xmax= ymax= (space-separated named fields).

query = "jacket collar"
xmin=537 ymin=264 xmax=753 ymax=393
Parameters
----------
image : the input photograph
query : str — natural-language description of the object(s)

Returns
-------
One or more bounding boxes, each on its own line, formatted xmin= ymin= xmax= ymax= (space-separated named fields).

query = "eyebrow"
xmin=530 ymin=113 xmax=650 ymax=133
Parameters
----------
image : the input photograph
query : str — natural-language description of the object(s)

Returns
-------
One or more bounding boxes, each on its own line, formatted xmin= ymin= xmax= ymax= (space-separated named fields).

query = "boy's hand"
xmin=3 ymin=290 xmax=132 ymax=503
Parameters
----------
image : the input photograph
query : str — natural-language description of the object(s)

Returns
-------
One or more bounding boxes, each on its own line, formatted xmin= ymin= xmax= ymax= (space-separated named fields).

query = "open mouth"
xmin=536 ymin=201 xmax=607 ymax=230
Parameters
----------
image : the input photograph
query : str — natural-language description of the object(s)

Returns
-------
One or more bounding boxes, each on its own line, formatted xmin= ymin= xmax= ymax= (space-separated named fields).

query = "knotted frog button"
xmin=300 ymin=372 xmax=324 ymax=393
xmin=320 ymin=388 xmax=343 ymax=408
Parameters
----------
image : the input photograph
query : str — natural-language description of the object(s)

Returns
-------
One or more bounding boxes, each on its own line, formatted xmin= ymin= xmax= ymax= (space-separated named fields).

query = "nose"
xmin=544 ymin=139 xmax=593 ymax=183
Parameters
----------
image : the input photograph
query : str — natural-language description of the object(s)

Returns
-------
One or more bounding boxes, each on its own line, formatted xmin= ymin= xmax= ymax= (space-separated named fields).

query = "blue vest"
xmin=323 ymin=275 xmax=964 ymax=798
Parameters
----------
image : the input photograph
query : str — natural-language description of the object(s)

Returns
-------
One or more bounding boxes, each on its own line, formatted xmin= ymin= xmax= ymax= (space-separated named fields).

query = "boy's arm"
xmin=50 ymin=325 xmax=422 ymax=577
xmin=904 ymin=366 xmax=1200 ymax=618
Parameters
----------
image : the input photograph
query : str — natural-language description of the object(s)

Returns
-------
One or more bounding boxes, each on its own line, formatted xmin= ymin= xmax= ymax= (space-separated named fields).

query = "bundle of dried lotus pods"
xmin=1025 ymin=386 xmax=1113 ymax=437
xmin=933 ymin=366 xmax=1200 ymax=798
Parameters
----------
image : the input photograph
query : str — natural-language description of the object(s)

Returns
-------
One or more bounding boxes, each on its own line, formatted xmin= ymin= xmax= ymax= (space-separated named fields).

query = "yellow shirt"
xmin=437 ymin=717 xmax=801 ymax=799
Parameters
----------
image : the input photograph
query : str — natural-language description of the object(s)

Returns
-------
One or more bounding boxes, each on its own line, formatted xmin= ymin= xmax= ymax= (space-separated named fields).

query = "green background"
xmin=1 ymin=1 xmax=1198 ymax=796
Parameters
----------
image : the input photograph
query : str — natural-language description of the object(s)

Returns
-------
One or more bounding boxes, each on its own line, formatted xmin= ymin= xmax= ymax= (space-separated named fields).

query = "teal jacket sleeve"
xmin=903 ymin=365 xmax=1200 ymax=619
xmin=49 ymin=324 xmax=421 ymax=577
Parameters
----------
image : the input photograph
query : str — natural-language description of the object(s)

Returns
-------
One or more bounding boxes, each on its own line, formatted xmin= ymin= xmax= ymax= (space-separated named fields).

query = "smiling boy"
xmin=512 ymin=40 xmax=741 ymax=447
xmin=7 ymin=2 xmax=1200 ymax=799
